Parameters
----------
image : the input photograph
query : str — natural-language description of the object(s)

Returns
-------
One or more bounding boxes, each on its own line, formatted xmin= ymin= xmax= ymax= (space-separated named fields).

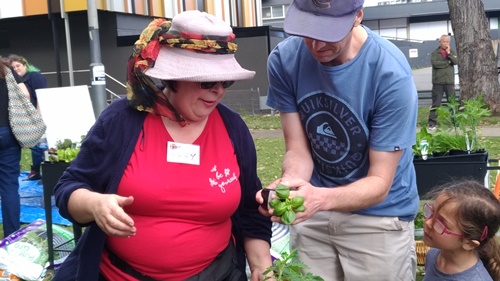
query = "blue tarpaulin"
xmin=0 ymin=172 xmax=71 ymax=226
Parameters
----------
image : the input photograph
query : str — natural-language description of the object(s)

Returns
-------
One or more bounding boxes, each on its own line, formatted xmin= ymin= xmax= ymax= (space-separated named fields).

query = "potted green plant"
xmin=412 ymin=95 xmax=491 ymax=197
xmin=263 ymin=248 xmax=324 ymax=281
xmin=42 ymin=137 xmax=83 ymax=189
xmin=40 ymin=137 xmax=85 ymax=269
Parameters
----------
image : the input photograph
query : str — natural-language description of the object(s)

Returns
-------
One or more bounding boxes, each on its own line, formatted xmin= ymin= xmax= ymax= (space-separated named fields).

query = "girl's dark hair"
xmin=428 ymin=180 xmax=500 ymax=280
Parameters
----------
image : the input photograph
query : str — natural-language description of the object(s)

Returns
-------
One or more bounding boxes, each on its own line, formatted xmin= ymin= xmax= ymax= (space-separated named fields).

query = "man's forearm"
xmin=282 ymin=150 xmax=313 ymax=182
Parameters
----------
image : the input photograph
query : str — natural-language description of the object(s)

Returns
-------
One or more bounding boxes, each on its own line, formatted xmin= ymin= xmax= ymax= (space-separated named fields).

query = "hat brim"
xmin=145 ymin=47 xmax=255 ymax=82
xmin=284 ymin=2 xmax=358 ymax=42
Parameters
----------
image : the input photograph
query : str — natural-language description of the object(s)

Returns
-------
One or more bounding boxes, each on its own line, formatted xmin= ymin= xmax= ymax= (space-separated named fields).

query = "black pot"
xmin=41 ymin=161 xmax=71 ymax=194
xmin=413 ymin=150 xmax=488 ymax=198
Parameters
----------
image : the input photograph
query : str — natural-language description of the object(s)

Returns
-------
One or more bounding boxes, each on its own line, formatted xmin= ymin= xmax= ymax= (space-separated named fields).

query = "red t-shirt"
xmin=100 ymin=109 xmax=241 ymax=280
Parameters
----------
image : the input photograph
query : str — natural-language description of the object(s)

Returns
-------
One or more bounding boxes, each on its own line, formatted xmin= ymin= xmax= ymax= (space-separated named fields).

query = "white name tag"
xmin=166 ymin=141 xmax=200 ymax=165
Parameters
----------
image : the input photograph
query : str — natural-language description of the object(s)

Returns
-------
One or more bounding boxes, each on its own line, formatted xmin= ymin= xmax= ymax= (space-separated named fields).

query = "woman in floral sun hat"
xmin=53 ymin=10 xmax=272 ymax=281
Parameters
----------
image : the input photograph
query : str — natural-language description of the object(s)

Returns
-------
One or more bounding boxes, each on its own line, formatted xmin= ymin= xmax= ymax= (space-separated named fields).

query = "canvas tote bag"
xmin=5 ymin=67 xmax=47 ymax=148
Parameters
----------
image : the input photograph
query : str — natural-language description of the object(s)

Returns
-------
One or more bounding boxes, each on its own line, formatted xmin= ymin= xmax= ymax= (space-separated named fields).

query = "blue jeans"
xmin=0 ymin=126 xmax=21 ymax=236
xmin=31 ymin=145 xmax=45 ymax=173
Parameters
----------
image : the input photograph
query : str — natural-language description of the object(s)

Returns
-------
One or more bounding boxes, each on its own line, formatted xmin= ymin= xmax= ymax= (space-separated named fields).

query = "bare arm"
xmin=280 ymin=112 xmax=313 ymax=181
xmin=315 ymin=148 xmax=401 ymax=212
xmin=17 ymin=82 xmax=30 ymax=100
xmin=273 ymin=148 xmax=402 ymax=224
xmin=258 ymin=113 xmax=401 ymax=223
xmin=68 ymin=188 xmax=137 ymax=237
xmin=244 ymin=237 xmax=273 ymax=281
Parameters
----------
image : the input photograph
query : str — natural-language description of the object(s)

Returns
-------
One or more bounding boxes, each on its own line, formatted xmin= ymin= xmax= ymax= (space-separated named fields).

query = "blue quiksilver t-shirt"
xmin=267 ymin=26 xmax=419 ymax=220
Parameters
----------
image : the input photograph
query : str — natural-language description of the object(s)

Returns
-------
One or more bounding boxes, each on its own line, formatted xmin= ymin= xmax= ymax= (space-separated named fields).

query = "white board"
xmin=36 ymin=85 xmax=96 ymax=149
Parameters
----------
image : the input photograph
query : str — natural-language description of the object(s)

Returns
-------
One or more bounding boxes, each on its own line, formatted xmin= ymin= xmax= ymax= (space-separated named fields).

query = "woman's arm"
xmin=17 ymin=82 xmax=30 ymax=100
xmin=244 ymin=237 xmax=273 ymax=281
xmin=67 ymin=188 xmax=136 ymax=237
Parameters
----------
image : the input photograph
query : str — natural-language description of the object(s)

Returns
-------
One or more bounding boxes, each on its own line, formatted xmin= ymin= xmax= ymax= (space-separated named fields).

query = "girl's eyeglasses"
xmin=200 ymin=81 xmax=235 ymax=89
xmin=423 ymin=203 xmax=462 ymax=238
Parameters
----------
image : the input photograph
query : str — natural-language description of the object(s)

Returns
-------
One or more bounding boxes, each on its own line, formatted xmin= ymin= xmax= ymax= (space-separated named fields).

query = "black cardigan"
xmin=53 ymin=98 xmax=272 ymax=280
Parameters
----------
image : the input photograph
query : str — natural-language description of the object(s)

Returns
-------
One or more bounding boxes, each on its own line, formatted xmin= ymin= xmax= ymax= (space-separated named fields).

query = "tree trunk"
xmin=448 ymin=0 xmax=500 ymax=113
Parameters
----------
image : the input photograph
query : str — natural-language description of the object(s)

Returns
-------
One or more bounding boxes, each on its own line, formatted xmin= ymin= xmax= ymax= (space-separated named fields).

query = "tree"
xmin=448 ymin=0 xmax=500 ymax=113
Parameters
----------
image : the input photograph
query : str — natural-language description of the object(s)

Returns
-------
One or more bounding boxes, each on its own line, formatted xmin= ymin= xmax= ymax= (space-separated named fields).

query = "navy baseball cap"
xmin=284 ymin=0 xmax=364 ymax=42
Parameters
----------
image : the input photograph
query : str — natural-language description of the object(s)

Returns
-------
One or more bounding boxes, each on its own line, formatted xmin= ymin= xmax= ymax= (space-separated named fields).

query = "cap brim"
xmin=284 ymin=2 xmax=357 ymax=42
xmin=145 ymin=47 xmax=256 ymax=82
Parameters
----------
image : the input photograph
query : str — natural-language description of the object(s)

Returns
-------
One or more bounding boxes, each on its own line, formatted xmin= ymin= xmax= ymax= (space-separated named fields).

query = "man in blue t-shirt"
xmin=257 ymin=0 xmax=419 ymax=280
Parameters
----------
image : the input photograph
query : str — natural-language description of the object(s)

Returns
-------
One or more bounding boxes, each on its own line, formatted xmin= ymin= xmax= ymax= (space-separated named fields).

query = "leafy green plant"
xmin=47 ymin=136 xmax=85 ymax=163
xmin=413 ymin=95 xmax=491 ymax=156
xmin=269 ymin=184 xmax=306 ymax=225
xmin=414 ymin=208 xmax=425 ymax=229
xmin=263 ymin=249 xmax=324 ymax=281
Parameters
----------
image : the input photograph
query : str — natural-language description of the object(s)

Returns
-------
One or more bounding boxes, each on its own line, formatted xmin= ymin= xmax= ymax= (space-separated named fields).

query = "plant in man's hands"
xmin=263 ymin=249 xmax=324 ymax=281
xmin=268 ymin=184 xmax=306 ymax=225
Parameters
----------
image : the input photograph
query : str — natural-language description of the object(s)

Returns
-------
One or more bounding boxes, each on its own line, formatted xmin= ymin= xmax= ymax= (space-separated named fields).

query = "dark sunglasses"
xmin=200 ymin=81 xmax=235 ymax=89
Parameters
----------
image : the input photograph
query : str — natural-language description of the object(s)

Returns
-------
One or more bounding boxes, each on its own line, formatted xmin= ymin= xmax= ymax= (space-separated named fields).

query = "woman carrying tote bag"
xmin=0 ymin=57 xmax=32 ymax=236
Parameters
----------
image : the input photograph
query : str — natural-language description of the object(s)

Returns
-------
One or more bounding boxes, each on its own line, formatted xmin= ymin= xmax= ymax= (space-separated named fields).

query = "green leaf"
xmin=293 ymin=205 xmax=306 ymax=213
xmin=269 ymin=198 xmax=282 ymax=209
xmin=275 ymin=184 xmax=290 ymax=200
xmin=263 ymin=248 xmax=324 ymax=281
xmin=291 ymin=196 xmax=305 ymax=208
xmin=273 ymin=201 xmax=287 ymax=216
xmin=282 ymin=210 xmax=296 ymax=225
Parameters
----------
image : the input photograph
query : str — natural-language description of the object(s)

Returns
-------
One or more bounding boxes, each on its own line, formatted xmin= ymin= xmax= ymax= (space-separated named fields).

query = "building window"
xmin=262 ymin=5 xmax=287 ymax=20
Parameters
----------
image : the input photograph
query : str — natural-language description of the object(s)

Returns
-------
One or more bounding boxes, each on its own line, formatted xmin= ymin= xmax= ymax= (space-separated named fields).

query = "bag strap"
xmin=5 ymin=67 xmax=28 ymax=101
xmin=106 ymin=246 xmax=159 ymax=281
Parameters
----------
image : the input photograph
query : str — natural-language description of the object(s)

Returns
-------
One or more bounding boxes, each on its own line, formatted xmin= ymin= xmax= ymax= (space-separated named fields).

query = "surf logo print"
xmin=209 ymin=165 xmax=238 ymax=193
xmin=312 ymin=0 xmax=333 ymax=9
xmin=298 ymin=92 xmax=368 ymax=180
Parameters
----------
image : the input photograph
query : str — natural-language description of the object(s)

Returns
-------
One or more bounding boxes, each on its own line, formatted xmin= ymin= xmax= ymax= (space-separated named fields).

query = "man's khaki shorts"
xmin=290 ymin=211 xmax=416 ymax=281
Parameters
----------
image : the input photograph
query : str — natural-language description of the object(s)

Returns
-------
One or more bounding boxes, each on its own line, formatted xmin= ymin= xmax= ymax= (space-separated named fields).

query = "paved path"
xmin=251 ymin=126 xmax=500 ymax=138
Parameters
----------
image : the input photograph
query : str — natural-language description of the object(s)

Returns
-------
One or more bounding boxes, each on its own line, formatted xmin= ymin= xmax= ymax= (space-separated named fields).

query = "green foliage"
xmin=263 ymin=249 xmax=324 ymax=281
xmin=414 ymin=207 xmax=425 ymax=229
xmin=413 ymin=95 xmax=491 ymax=156
xmin=55 ymin=139 xmax=74 ymax=150
xmin=271 ymin=184 xmax=306 ymax=225
xmin=54 ymin=147 xmax=80 ymax=163
xmin=48 ymin=136 xmax=86 ymax=163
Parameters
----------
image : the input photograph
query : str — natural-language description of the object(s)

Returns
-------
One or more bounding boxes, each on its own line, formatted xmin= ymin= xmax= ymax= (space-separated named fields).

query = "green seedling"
xmin=269 ymin=184 xmax=306 ymax=225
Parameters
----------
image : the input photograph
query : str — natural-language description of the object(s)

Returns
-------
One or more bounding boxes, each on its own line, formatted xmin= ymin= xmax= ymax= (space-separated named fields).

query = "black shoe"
xmin=23 ymin=171 xmax=41 ymax=181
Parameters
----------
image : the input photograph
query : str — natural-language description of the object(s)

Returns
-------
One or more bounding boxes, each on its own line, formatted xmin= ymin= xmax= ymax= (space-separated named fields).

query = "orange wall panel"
xmin=62 ymin=0 xmax=105 ymax=12
xmin=185 ymin=0 xmax=196 ymax=11
xmin=23 ymin=0 xmax=48 ymax=16
xmin=64 ymin=0 xmax=87 ymax=12
xmin=135 ymin=0 xmax=145 ymax=14
xmin=149 ymin=0 xmax=164 ymax=17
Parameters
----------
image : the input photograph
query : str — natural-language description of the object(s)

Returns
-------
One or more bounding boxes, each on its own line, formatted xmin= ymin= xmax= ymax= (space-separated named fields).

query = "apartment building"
xmin=0 ymin=1 xmax=273 ymax=113
xmin=1 ymin=0 xmax=498 ymax=112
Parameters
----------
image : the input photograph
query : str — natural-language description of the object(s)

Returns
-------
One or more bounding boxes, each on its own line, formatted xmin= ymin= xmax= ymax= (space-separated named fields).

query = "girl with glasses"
xmin=422 ymin=180 xmax=500 ymax=281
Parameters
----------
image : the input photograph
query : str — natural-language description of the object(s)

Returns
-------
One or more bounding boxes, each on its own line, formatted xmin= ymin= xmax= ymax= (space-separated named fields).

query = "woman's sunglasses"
xmin=200 ymin=81 xmax=235 ymax=89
